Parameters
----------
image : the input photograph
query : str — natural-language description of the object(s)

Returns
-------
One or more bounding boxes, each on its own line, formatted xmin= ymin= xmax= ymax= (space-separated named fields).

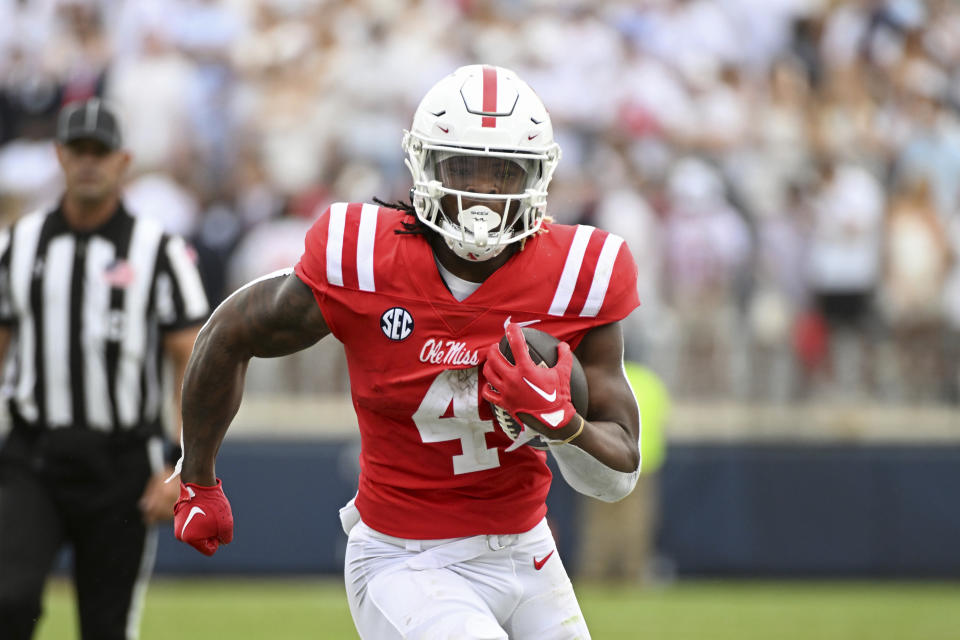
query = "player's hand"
xmin=173 ymin=480 xmax=234 ymax=556
xmin=481 ymin=323 xmax=577 ymax=435
xmin=139 ymin=468 xmax=180 ymax=524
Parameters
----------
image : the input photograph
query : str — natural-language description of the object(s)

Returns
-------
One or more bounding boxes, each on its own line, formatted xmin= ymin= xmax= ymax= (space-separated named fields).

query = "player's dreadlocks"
xmin=373 ymin=197 xmax=429 ymax=236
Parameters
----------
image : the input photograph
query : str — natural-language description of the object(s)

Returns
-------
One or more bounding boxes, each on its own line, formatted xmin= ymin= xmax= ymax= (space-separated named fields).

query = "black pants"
xmin=0 ymin=427 xmax=156 ymax=640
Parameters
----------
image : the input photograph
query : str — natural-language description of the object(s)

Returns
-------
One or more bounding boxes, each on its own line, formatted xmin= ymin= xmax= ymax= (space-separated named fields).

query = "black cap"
xmin=56 ymin=98 xmax=123 ymax=150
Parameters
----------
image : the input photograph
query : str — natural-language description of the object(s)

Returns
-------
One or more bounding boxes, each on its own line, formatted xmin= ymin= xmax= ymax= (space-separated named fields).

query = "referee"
xmin=0 ymin=99 xmax=208 ymax=639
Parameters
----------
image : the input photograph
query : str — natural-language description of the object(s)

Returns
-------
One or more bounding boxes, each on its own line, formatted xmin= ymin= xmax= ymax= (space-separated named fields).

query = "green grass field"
xmin=36 ymin=577 xmax=960 ymax=639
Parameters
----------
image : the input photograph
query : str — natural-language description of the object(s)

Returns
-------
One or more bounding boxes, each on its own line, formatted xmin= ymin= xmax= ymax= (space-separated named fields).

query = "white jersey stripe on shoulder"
xmin=326 ymin=203 xmax=347 ymax=287
xmin=548 ymin=225 xmax=594 ymax=316
xmin=356 ymin=203 xmax=378 ymax=292
xmin=581 ymin=234 xmax=624 ymax=317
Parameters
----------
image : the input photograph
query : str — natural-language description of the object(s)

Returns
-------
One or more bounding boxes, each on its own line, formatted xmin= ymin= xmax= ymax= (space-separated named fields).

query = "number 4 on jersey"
xmin=412 ymin=368 xmax=500 ymax=475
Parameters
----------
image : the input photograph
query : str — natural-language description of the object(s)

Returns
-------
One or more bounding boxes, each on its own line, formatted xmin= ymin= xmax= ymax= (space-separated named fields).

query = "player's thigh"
xmin=504 ymin=532 xmax=590 ymax=640
xmin=368 ymin=567 xmax=509 ymax=640
xmin=0 ymin=461 xmax=64 ymax=601
xmin=345 ymin=533 xmax=507 ymax=640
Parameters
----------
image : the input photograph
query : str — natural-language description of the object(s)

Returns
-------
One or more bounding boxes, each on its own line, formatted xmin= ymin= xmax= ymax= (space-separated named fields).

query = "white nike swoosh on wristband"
xmin=181 ymin=506 xmax=206 ymax=538
xmin=540 ymin=410 xmax=566 ymax=427
xmin=522 ymin=377 xmax=557 ymax=402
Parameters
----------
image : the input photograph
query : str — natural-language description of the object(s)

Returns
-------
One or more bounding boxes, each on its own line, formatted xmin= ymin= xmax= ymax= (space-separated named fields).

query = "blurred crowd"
xmin=2 ymin=0 xmax=960 ymax=404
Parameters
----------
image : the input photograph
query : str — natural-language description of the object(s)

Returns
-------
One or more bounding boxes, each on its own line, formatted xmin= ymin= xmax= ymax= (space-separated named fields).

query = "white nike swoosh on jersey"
xmin=503 ymin=316 xmax=541 ymax=330
xmin=181 ymin=506 xmax=206 ymax=537
xmin=540 ymin=410 xmax=566 ymax=427
xmin=523 ymin=377 xmax=557 ymax=402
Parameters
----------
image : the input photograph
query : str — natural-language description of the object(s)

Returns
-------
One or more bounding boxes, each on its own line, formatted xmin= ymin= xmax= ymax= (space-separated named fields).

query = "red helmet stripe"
xmin=482 ymin=66 xmax=497 ymax=128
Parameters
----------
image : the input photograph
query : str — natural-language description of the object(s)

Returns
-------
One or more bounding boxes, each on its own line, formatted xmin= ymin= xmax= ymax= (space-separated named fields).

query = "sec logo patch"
xmin=380 ymin=307 xmax=414 ymax=341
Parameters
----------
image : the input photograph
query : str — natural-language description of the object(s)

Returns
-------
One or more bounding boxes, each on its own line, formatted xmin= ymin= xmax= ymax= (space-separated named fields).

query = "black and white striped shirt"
xmin=0 ymin=203 xmax=208 ymax=435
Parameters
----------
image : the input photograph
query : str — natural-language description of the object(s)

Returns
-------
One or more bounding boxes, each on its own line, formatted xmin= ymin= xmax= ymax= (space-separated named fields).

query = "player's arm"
xmin=567 ymin=320 xmax=641 ymax=472
xmin=163 ymin=325 xmax=202 ymax=448
xmin=482 ymin=320 xmax=641 ymax=501
xmin=179 ymin=271 xmax=330 ymax=486
xmin=542 ymin=320 xmax=642 ymax=503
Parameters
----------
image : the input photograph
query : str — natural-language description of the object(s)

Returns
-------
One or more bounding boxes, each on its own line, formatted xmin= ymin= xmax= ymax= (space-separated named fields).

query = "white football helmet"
xmin=403 ymin=65 xmax=562 ymax=261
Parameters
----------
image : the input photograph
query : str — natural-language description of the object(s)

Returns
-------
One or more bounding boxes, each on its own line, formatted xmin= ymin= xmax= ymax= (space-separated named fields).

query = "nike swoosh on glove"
xmin=174 ymin=479 xmax=234 ymax=556
xmin=481 ymin=322 xmax=577 ymax=434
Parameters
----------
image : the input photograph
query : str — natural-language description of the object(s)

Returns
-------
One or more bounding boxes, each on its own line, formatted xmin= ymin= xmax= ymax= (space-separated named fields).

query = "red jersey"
xmin=294 ymin=203 xmax=639 ymax=538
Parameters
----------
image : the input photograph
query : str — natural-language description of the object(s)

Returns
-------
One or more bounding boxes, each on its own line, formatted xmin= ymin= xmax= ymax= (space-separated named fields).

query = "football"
xmin=489 ymin=327 xmax=589 ymax=449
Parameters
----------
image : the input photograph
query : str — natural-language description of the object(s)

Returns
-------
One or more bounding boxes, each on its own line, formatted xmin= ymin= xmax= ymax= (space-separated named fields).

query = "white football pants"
xmin=343 ymin=516 xmax=590 ymax=640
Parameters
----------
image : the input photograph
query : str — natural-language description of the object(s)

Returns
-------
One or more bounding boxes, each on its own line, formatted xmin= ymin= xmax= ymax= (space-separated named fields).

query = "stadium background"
xmin=2 ymin=0 xmax=960 ymax=637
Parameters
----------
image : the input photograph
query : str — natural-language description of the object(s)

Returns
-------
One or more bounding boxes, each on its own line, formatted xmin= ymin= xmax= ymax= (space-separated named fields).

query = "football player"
xmin=173 ymin=65 xmax=641 ymax=639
